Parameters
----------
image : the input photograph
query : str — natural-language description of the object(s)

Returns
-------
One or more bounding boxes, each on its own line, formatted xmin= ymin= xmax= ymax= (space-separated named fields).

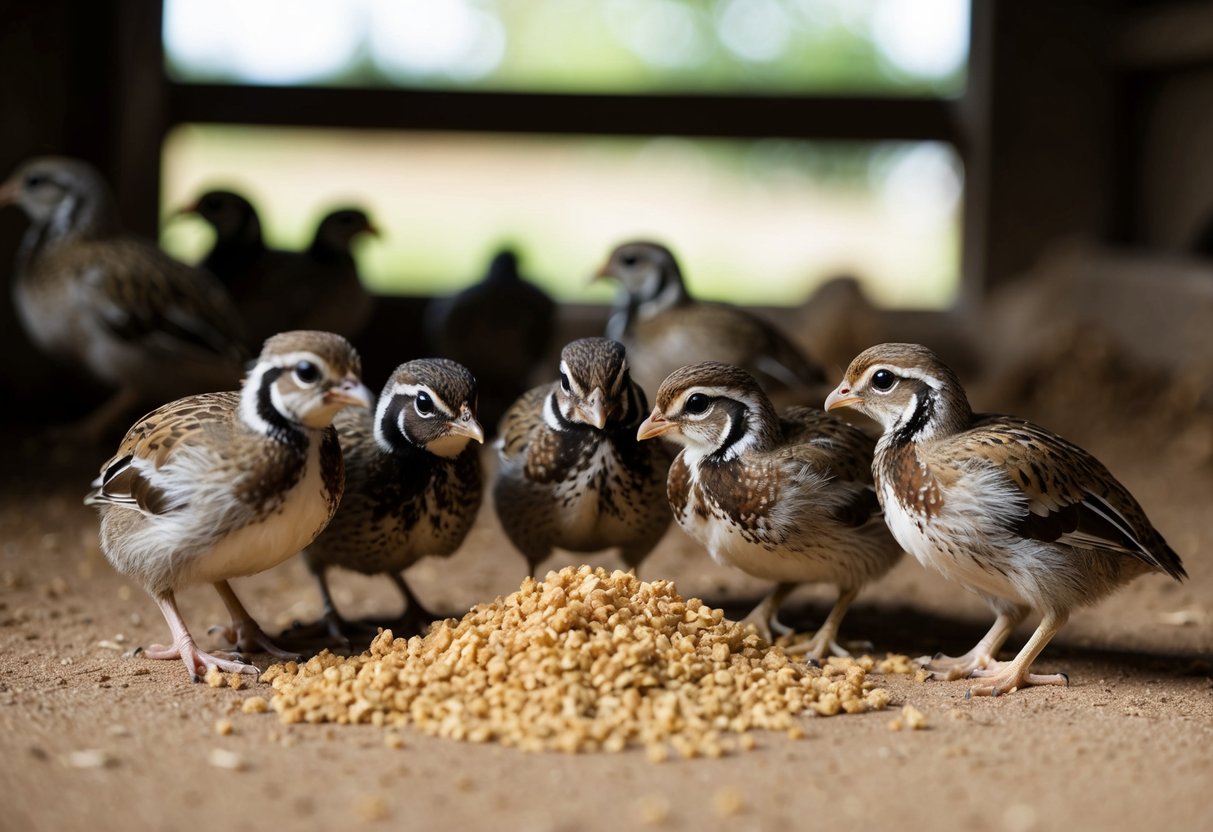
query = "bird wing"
xmin=645 ymin=302 xmax=824 ymax=390
xmin=957 ymin=415 xmax=1185 ymax=579
xmin=773 ymin=407 xmax=881 ymax=530
xmin=495 ymin=384 xmax=552 ymax=461
xmin=85 ymin=392 xmax=240 ymax=516
xmin=75 ymin=238 xmax=247 ymax=361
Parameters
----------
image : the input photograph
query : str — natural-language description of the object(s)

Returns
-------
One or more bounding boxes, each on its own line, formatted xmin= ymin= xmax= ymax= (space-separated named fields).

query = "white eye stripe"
xmin=391 ymin=383 xmax=452 ymax=417
xmin=862 ymin=364 xmax=944 ymax=390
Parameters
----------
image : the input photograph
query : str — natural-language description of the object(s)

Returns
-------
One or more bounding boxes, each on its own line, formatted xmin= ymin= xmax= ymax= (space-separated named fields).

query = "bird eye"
xmin=620 ymin=254 xmax=638 ymax=267
xmin=25 ymin=173 xmax=46 ymax=189
xmin=871 ymin=369 xmax=896 ymax=392
xmin=415 ymin=391 xmax=435 ymax=417
xmin=559 ymin=371 xmax=571 ymax=393
xmin=684 ymin=393 xmax=710 ymax=415
xmin=294 ymin=361 xmax=320 ymax=385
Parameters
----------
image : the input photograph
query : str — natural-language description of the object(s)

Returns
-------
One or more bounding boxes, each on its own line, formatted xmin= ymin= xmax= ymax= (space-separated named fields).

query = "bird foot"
xmin=208 ymin=621 xmax=301 ymax=661
xmin=779 ymin=634 xmax=851 ymax=664
xmin=966 ymin=669 xmax=1070 ymax=698
xmin=916 ymin=651 xmax=997 ymax=681
xmin=139 ymin=641 xmax=261 ymax=682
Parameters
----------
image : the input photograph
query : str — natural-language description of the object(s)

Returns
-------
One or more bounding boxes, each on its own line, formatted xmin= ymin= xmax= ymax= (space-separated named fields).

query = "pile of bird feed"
xmin=259 ymin=566 xmax=897 ymax=757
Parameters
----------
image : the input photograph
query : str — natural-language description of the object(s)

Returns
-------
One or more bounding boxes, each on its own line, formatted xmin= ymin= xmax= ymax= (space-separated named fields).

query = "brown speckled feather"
xmin=494 ymin=339 xmax=672 ymax=571
xmin=947 ymin=415 xmax=1183 ymax=578
xmin=306 ymin=405 xmax=482 ymax=575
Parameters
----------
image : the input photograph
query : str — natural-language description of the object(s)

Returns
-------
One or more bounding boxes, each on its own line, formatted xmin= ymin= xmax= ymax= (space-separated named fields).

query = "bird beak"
xmin=363 ymin=221 xmax=382 ymax=238
xmin=325 ymin=378 xmax=373 ymax=409
xmin=637 ymin=410 xmax=675 ymax=441
xmin=0 ymin=179 xmax=19 ymax=207
xmin=824 ymin=385 xmax=862 ymax=412
xmin=169 ymin=200 xmax=200 ymax=220
xmin=590 ymin=259 xmax=613 ymax=284
xmin=575 ymin=389 xmax=607 ymax=430
xmin=447 ymin=408 xmax=485 ymax=444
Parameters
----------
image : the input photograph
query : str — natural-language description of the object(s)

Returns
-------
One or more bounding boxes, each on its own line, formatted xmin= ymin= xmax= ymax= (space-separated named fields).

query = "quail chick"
xmin=425 ymin=248 xmax=556 ymax=429
xmin=179 ymin=188 xmax=302 ymax=346
xmin=595 ymin=241 xmax=826 ymax=400
xmin=825 ymin=343 xmax=1186 ymax=696
xmin=637 ymin=362 xmax=901 ymax=660
xmin=292 ymin=207 xmax=377 ymax=340
xmin=494 ymin=337 xmax=672 ymax=575
xmin=303 ymin=358 xmax=484 ymax=641
xmin=183 ymin=195 xmax=377 ymax=346
xmin=1 ymin=157 xmax=247 ymax=440
xmin=85 ymin=331 xmax=372 ymax=680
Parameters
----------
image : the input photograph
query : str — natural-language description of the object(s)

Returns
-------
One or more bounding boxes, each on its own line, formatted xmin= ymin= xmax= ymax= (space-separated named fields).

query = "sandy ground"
xmin=2 ymin=402 xmax=1212 ymax=832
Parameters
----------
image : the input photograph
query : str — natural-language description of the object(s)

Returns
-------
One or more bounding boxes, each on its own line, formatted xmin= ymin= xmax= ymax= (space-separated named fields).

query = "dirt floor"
xmin=2 ymin=394 xmax=1212 ymax=832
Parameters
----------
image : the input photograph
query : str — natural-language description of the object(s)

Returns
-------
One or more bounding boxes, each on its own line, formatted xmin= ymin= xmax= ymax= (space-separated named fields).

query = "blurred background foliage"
xmin=161 ymin=0 xmax=968 ymax=307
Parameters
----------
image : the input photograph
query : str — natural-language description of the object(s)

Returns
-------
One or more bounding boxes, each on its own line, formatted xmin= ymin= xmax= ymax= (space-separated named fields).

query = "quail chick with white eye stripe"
xmin=494 ymin=337 xmax=672 ymax=575
xmin=85 ymin=331 xmax=371 ymax=681
xmin=595 ymin=241 xmax=826 ymax=400
xmin=1 ymin=157 xmax=247 ymax=441
xmin=303 ymin=358 xmax=484 ymax=641
xmin=637 ymin=362 xmax=901 ymax=661
xmin=826 ymin=343 xmax=1186 ymax=696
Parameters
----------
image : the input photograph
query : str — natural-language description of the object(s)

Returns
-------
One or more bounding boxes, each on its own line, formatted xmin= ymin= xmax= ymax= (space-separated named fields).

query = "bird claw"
xmin=966 ymin=669 xmax=1069 ymax=698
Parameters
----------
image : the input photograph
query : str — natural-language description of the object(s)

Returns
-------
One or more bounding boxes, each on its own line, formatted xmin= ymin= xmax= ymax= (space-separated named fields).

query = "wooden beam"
xmin=166 ymin=83 xmax=963 ymax=146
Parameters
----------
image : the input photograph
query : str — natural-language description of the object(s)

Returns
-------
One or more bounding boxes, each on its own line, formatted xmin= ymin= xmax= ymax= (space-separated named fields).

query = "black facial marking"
xmin=890 ymin=386 xmax=935 ymax=447
xmin=707 ymin=400 xmax=750 ymax=464
xmin=258 ymin=367 xmax=306 ymax=451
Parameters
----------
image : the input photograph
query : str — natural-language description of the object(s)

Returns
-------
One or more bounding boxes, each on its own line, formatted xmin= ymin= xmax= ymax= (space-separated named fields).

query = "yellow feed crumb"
xmin=204 ymin=667 xmax=224 ymax=688
xmin=637 ymin=795 xmax=671 ymax=825
xmin=241 ymin=696 xmax=269 ymax=714
xmin=214 ymin=719 xmax=233 ymax=736
xmin=712 ymin=787 xmax=745 ymax=817
xmin=902 ymin=704 xmax=928 ymax=730
xmin=260 ymin=566 xmax=893 ymax=755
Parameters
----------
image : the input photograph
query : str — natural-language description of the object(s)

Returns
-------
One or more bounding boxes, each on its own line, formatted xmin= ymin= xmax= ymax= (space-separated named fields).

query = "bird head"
xmin=241 ymin=330 xmax=372 ymax=434
xmin=550 ymin=337 xmax=640 ymax=431
xmin=0 ymin=156 xmax=119 ymax=236
xmin=593 ymin=240 xmax=687 ymax=308
xmin=177 ymin=190 xmax=261 ymax=243
xmin=824 ymin=343 xmax=971 ymax=441
xmin=637 ymin=362 xmax=780 ymax=461
xmin=375 ymin=358 xmax=483 ymax=458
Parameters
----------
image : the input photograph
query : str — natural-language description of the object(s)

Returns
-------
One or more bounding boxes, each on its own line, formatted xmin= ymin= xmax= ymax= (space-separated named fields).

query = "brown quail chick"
xmin=1 ymin=157 xmax=247 ymax=441
xmin=494 ymin=337 xmax=672 ymax=575
xmin=85 ymin=331 xmax=371 ymax=681
xmin=637 ymin=362 xmax=901 ymax=661
xmin=303 ymin=358 xmax=484 ymax=642
xmin=595 ymin=241 xmax=826 ymax=401
xmin=826 ymin=343 xmax=1186 ymax=696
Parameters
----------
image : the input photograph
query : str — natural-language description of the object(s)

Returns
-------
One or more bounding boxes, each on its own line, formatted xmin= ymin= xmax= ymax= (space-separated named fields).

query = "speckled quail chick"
xmin=302 ymin=358 xmax=484 ymax=641
xmin=595 ymin=241 xmax=826 ymax=400
xmin=638 ymin=362 xmax=901 ymax=660
xmin=826 ymin=343 xmax=1186 ymax=695
xmin=85 ymin=331 xmax=371 ymax=681
xmin=1 ymin=157 xmax=246 ymax=441
xmin=494 ymin=337 xmax=672 ymax=575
